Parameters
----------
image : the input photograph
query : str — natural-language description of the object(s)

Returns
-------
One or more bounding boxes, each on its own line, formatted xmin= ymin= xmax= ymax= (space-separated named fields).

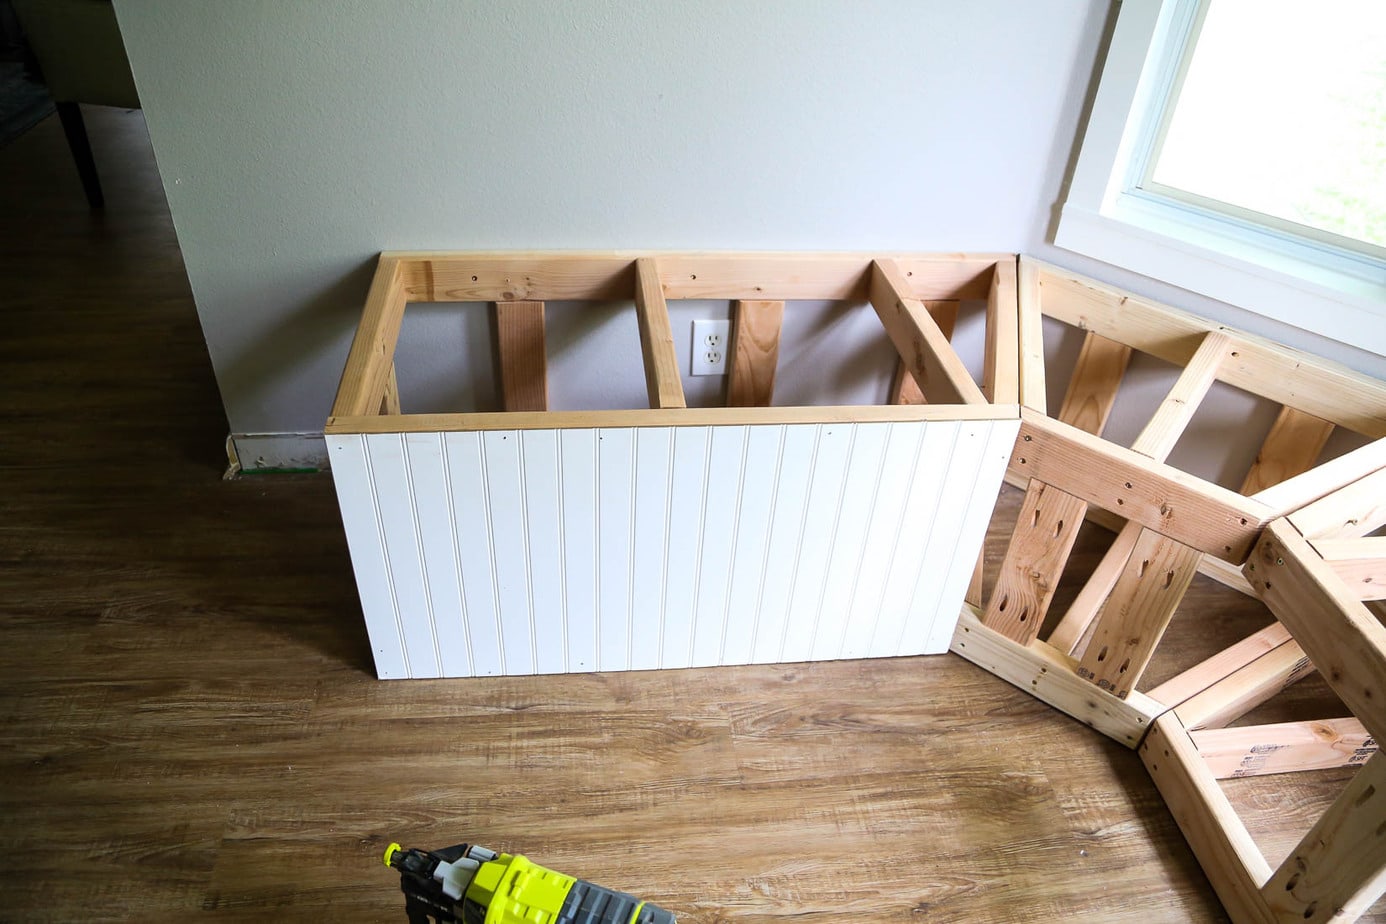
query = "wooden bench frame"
xmin=327 ymin=252 xmax=1023 ymax=679
xmin=1143 ymin=471 xmax=1386 ymax=923
xmin=951 ymin=258 xmax=1386 ymax=921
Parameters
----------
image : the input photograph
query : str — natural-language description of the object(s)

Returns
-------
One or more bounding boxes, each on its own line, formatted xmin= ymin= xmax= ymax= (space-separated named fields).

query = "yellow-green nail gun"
xmin=384 ymin=841 xmax=676 ymax=924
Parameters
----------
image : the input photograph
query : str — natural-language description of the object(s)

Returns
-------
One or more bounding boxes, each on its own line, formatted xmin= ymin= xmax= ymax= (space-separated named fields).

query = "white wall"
xmin=112 ymin=1 xmax=1384 ymax=457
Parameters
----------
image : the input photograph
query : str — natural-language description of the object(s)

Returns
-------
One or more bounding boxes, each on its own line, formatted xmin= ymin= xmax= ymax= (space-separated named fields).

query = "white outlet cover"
xmin=691 ymin=319 xmax=731 ymax=376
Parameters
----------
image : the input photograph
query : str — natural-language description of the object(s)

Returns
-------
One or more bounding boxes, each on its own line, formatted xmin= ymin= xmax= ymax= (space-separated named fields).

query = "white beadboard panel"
xmin=690 ymin=426 xmax=750 ymax=668
xmin=719 ymin=425 xmax=786 ymax=665
xmin=404 ymin=432 xmax=474 ymax=677
xmin=596 ymin=428 xmax=636 ymax=671
xmin=479 ymin=431 xmax=535 ymax=675
xmin=749 ymin=424 xmax=820 ymax=664
xmin=810 ymin=422 xmax=892 ymax=661
xmin=332 ymin=418 xmax=1016 ymax=678
xmin=779 ymin=424 xmax=856 ymax=664
xmin=864 ymin=422 xmax=958 ymax=659
xmin=629 ymin=428 xmax=674 ymax=671
xmin=326 ymin=433 xmax=409 ymax=679
xmin=364 ymin=434 xmax=443 ymax=678
xmin=558 ymin=429 xmax=598 ymax=672
xmin=836 ymin=423 xmax=926 ymax=660
xmin=660 ymin=427 xmax=711 ymax=669
xmin=922 ymin=420 xmax=1018 ymax=652
xmin=519 ymin=430 xmax=566 ymax=675
xmin=444 ymin=431 xmax=505 ymax=675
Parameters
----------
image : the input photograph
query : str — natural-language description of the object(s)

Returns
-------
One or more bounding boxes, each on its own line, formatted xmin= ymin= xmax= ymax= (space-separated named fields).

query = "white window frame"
xmin=1056 ymin=0 xmax=1386 ymax=357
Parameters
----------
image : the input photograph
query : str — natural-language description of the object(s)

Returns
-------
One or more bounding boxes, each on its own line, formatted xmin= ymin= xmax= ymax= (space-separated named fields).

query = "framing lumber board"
xmin=1001 ymin=471 xmax=1261 ymax=597
xmin=1012 ymin=409 xmax=1269 ymax=561
xmin=380 ymin=363 xmax=401 ymax=415
xmin=1254 ymin=436 xmax=1386 ymax=519
xmin=1192 ymin=717 xmax=1378 ymax=779
xmin=869 ymin=260 xmax=987 ymax=406
xmin=1030 ymin=261 xmax=1386 ymax=438
xmin=1312 ymin=537 xmax=1386 ymax=601
xmin=326 ymin=402 xmax=1021 ymax=436
xmin=983 ymin=258 xmax=1020 ymax=404
xmin=1287 ymin=465 xmax=1386 ymax=541
xmin=727 ymin=299 xmax=784 ymax=408
xmin=1261 ymin=752 xmax=1386 ymax=923
xmin=888 ymin=301 xmax=958 ymax=406
xmin=1146 ymin=622 xmax=1293 ymax=709
xmin=1174 ymin=639 xmax=1315 ymax=732
xmin=1055 ymin=331 xmax=1132 ymax=438
xmin=1239 ymin=406 xmax=1335 ymax=496
xmin=331 ymin=256 xmax=407 ymax=417
xmin=648 ymin=252 xmax=1006 ymax=301
xmin=493 ymin=300 xmax=547 ymax=412
xmin=1130 ymin=330 xmax=1232 ymax=460
xmin=951 ymin=608 xmax=1163 ymax=747
xmin=889 ymin=362 xmax=926 ymax=405
xmin=1049 ymin=339 xmax=1223 ymax=657
xmin=1075 ymin=531 xmax=1203 ymax=698
xmin=1248 ymin=520 xmax=1386 ymax=744
xmin=1049 ymin=520 xmax=1142 ymax=656
xmin=1142 ymin=714 xmax=1277 ymax=923
xmin=981 ymin=481 xmax=1089 ymax=644
xmin=633 ymin=258 xmax=686 ymax=410
xmin=394 ymin=253 xmax=636 ymax=302
xmin=1017 ymin=257 xmax=1047 ymax=413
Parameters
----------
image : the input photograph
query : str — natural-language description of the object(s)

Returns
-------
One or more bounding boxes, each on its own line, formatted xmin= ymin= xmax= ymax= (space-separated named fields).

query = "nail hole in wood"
xmin=1117 ymin=498 xmax=1125 ymax=505
xmin=470 ymin=275 xmax=478 ymax=281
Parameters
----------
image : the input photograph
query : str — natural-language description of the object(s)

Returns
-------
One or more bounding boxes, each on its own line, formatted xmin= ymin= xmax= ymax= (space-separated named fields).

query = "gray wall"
xmin=112 ymin=1 xmax=1385 ymax=451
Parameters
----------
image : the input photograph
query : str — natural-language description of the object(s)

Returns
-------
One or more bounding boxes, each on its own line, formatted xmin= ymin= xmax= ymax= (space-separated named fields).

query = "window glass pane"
xmin=1151 ymin=0 xmax=1386 ymax=249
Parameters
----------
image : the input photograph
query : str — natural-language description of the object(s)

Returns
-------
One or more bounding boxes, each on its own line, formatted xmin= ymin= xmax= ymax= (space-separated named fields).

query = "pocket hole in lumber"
xmin=1139 ymin=559 xmax=1150 ymax=578
xmin=1163 ymin=570 xmax=1175 ymax=589
xmin=1053 ymin=519 xmax=1064 ymax=537
xmin=1356 ymin=784 xmax=1376 ymax=808
xmin=1096 ymin=645 xmax=1108 ymax=663
xmin=998 ymin=595 xmax=1009 ymax=613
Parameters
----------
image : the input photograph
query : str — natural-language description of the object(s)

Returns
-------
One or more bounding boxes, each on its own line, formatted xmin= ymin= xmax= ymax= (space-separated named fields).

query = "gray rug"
xmin=0 ymin=60 xmax=51 ymax=149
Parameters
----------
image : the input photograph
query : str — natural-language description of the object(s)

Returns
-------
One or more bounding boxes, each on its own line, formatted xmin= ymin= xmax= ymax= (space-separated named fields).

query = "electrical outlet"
xmin=691 ymin=319 xmax=730 ymax=376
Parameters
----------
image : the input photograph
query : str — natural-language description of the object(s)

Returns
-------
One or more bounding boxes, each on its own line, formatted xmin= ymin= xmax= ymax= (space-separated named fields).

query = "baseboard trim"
xmin=225 ymin=432 xmax=330 ymax=478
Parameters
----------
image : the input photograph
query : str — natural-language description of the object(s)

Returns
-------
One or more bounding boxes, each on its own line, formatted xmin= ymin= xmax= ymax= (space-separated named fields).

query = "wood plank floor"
xmin=0 ymin=107 xmax=1377 ymax=922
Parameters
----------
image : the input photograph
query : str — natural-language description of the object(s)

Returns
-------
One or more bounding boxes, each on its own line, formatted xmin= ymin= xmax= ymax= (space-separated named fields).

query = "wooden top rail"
xmin=330 ymin=251 xmax=1020 ymax=426
xmin=1021 ymin=257 xmax=1386 ymax=438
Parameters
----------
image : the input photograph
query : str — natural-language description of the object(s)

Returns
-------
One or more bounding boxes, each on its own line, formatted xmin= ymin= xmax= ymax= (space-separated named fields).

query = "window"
xmin=1058 ymin=0 xmax=1386 ymax=355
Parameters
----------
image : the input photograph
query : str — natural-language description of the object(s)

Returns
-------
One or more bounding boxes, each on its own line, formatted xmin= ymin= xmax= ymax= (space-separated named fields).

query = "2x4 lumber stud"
xmin=1248 ymin=519 xmax=1386 ymax=744
xmin=1288 ymin=464 xmax=1386 ymax=541
xmin=1261 ymin=752 xmax=1386 ymax=923
xmin=493 ymin=300 xmax=547 ymax=412
xmin=331 ymin=256 xmax=407 ymax=418
xmin=1075 ymin=530 xmax=1202 ymax=699
xmin=889 ymin=301 xmax=961 ymax=405
xmin=727 ymin=299 xmax=784 ymax=408
xmin=951 ymin=608 xmax=1161 ymax=747
xmin=1146 ymin=622 xmax=1292 ymax=708
xmin=1192 ymin=717 xmax=1377 ymax=779
xmin=1028 ymin=260 xmax=1386 ymax=438
xmin=1011 ymin=410 xmax=1268 ymax=562
xmin=633 ymin=258 xmax=687 ymax=410
xmin=1173 ymin=639 xmax=1314 ymax=732
xmin=1049 ymin=521 xmax=1141 ymax=656
xmin=1312 ymin=537 xmax=1386 ymax=601
xmin=1055 ymin=331 xmax=1133 ymax=438
xmin=980 ymin=481 xmax=1088 ymax=644
xmin=1051 ymin=333 xmax=1227 ymax=661
xmin=1141 ymin=714 xmax=1276 ymax=922
xmin=1240 ymin=405 xmax=1335 ymax=496
xmin=1016 ymin=257 xmax=1047 ymax=413
xmin=983 ymin=259 xmax=1020 ymax=405
xmin=1253 ymin=436 xmax=1386 ymax=519
xmin=869 ymin=260 xmax=987 ymax=406
xmin=380 ymin=364 xmax=401 ymax=415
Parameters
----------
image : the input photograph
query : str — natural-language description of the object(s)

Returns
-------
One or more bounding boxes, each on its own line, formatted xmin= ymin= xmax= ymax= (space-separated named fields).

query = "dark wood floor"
xmin=0 ymin=107 xmax=1375 ymax=922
